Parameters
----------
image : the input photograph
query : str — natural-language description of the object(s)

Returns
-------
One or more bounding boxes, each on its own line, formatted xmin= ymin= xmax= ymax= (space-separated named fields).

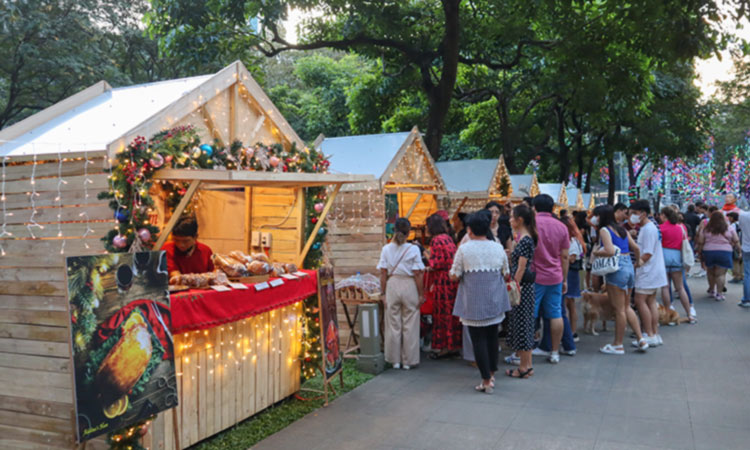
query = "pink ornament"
xmin=137 ymin=228 xmax=152 ymax=242
xmin=245 ymin=147 xmax=255 ymax=159
xmin=113 ymin=235 xmax=128 ymax=249
xmin=164 ymin=155 xmax=173 ymax=164
xmin=149 ymin=153 xmax=164 ymax=168
xmin=314 ymin=202 xmax=324 ymax=213
xmin=269 ymin=156 xmax=280 ymax=168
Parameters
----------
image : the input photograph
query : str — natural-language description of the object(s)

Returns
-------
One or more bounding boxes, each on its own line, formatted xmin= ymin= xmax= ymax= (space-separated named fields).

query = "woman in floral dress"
xmin=426 ymin=213 xmax=461 ymax=358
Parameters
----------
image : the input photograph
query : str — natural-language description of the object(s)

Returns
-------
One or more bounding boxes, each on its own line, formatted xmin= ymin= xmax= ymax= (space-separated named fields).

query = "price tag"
xmin=229 ymin=283 xmax=248 ymax=290
xmin=293 ymin=271 xmax=308 ymax=277
xmin=210 ymin=285 xmax=231 ymax=292
xmin=269 ymin=279 xmax=285 ymax=287
xmin=254 ymin=282 xmax=270 ymax=291
xmin=280 ymin=274 xmax=298 ymax=280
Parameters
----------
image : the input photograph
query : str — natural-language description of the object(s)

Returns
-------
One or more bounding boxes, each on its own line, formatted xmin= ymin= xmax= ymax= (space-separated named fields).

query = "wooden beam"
xmin=153 ymin=169 xmax=374 ymax=187
xmin=244 ymin=187 xmax=252 ymax=252
xmin=383 ymin=187 xmax=447 ymax=195
xmin=451 ymin=197 xmax=469 ymax=221
xmin=404 ymin=194 xmax=423 ymax=220
xmin=200 ymin=106 xmax=224 ymax=147
xmin=247 ymin=115 xmax=265 ymax=144
xmin=229 ymin=83 xmax=237 ymax=143
xmin=154 ymin=180 xmax=201 ymax=249
xmin=295 ymin=188 xmax=306 ymax=256
xmin=298 ymin=183 xmax=342 ymax=267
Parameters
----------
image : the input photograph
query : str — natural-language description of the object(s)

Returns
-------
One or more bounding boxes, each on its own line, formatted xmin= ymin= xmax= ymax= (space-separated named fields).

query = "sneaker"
xmin=739 ymin=301 xmax=750 ymax=308
xmin=716 ymin=294 xmax=726 ymax=302
xmin=402 ymin=365 xmax=411 ymax=370
xmin=504 ymin=353 xmax=521 ymax=365
xmin=532 ymin=348 xmax=550 ymax=357
xmin=392 ymin=363 xmax=401 ymax=369
xmin=690 ymin=306 xmax=697 ymax=317
xmin=548 ymin=352 xmax=560 ymax=364
xmin=560 ymin=349 xmax=576 ymax=356
xmin=600 ymin=344 xmax=625 ymax=355
xmin=669 ymin=304 xmax=677 ymax=311
xmin=656 ymin=335 xmax=663 ymax=346
xmin=646 ymin=335 xmax=661 ymax=347
xmin=573 ymin=333 xmax=580 ymax=343
xmin=637 ymin=338 xmax=649 ymax=352
xmin=688 ymin=316 xmax=697 ymax=324
xmin=729 ymin=278 xmax=743 ymax=284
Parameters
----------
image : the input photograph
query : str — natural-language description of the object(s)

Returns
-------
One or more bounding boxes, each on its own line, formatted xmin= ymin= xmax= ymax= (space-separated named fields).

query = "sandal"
xmin=505 ymin=368 xmax=534 ymax=379
xmin=429 ymin=351 xmax=458 ymax=360
xmin=688 ymin=316 xmax=697 ymax=324
xmin=474 ymin=383 xmax=494 ymax=394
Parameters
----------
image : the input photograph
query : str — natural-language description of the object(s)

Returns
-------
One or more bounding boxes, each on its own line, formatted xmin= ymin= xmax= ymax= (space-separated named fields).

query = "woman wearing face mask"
xmin=592 ymin=205 xmax=648 ymax=355
xmin=659 ymin=207 xmax=695 ymax=321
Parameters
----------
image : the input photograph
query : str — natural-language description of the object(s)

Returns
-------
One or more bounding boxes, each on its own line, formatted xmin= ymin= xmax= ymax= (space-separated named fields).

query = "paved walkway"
xmin=255 ymin=277 xmax=750 ymax=450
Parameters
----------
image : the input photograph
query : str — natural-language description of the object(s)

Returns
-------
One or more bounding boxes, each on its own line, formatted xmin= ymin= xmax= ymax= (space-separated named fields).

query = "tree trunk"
xmin=576 ymin=134 xmax=585 ymax=189
xmin=555 ymin=106 xmax=570 ymax=182
xmin=608 ymin=155 xmax=616 ymax=204
xmin=497 ymin=96 xmax=517 ymax=172
xmin=422 ymin=0 xmax=461 ymax=160
xmin=584 ymin=153 xmax=595 ymax=193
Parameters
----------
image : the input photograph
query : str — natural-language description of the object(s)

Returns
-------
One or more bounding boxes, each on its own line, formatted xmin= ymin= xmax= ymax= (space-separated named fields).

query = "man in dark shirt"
xmin=162 ymin=215 xmax=214 ymax=278
xmin=683 ymin=204 xmax=701 ymax=241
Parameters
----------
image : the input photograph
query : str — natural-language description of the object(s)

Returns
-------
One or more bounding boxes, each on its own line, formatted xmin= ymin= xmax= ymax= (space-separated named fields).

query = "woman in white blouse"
xmin=378 ymin=218 xmax=425 ymax=369
xmin=450 ymin=211 xmax=511 ymax=393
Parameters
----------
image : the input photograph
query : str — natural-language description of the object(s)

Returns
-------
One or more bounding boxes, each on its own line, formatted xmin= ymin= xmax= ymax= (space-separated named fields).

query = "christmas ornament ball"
xmin=113 ymin=234 xmax=128 ymax=249
xmin=314 ymin=202 xmax=324 ymax=213
xmin=269 ymin=156 xmax=281 ymax=167
xmin=191 ymin=147 xmax=202 ymax=159
xmin=318 ymin=227 xmax=327 ymax=236
xmin=310 ymin=217 xmax=318 ymax=224
xmin=149 ymin=153 xmax=165 ymax=168
xmin=115 ymin=208 xmax=129 ymax=223
xmin=138 ymin=228 xmax=152 ymax=242
xmin=200 ymin=144 xmax=214 ymax=156
xmin=312 ymin=242 xmax=321 ymax=250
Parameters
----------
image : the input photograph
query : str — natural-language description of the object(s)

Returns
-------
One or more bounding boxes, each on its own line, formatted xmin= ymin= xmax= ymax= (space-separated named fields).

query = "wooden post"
xmin=172 ymin=405 xmax=181 ymax=450
xmin=404 ymin=193 xmax=423 ymax=219
xmin=229 ymin=83 xmax=237 ymax=143
xmin=297 ymin=183 xmax=342 ymax=266
xmin=154 ymin=180 xmax=201 ymax=249
xmin=244 ymin=187 xmax=252 ymax=252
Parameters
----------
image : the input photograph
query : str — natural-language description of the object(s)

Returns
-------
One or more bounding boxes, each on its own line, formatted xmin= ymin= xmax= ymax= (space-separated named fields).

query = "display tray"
xmin=169 ymin=285 xmax=190 ymax=293
xmin=228 ymin=274 xmax=270 ymax=284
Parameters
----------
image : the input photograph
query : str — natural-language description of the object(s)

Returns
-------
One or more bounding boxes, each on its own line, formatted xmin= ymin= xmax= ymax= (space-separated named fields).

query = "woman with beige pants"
xmin=378 ymin=218 xmax=425 ymax=369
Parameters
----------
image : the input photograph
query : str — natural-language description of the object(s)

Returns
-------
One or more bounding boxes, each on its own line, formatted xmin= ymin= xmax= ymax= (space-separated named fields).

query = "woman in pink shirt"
xmin=659 ymin=207 xmax=693 ymax=322
xmin=696 ymin=211 xmax=740 ymax=301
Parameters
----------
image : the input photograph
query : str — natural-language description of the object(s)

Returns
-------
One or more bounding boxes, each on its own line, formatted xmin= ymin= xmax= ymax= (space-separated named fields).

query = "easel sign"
xmin=65 ymin=252 xmax=178 ymax=443
xmin=318 ymin=266 xmax=343 ymax=404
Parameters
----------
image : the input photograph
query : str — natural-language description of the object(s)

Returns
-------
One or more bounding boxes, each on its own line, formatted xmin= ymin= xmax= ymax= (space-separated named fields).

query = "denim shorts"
xmin=605 ymin=255 xmax=635 ymax=290
xmin=662 ymin=248 xmax=682 ymax=273
xmin=534 ymin=282 xmax=563 ymax=319
xmin=703 ymin=250 xmax=733 ymax=269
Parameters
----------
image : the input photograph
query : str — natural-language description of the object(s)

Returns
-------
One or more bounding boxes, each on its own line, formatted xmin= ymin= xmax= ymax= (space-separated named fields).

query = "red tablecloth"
xmin=170 ymin=270 xmax=318 ymax=333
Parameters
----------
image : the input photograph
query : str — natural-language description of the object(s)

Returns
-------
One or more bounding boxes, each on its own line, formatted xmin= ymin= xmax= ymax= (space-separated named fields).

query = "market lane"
xmin=255 ymin=276 xmax=750 ymax=450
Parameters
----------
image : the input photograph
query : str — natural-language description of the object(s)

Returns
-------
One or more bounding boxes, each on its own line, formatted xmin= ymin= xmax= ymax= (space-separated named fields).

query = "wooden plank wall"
xmin=195 ymin=190 xmax=246 ymax=255
xmin=250 ymin=187 xmax=303 ymax=264
xmin=325 ymin=189 xmax=385 ymax=346
xmin=398 ymin=192 xmax=438 ymax=227
xmin=149 ymin=302 xmax=302 ymax=449
xmin=0 ymin=156 xmax=112 ymax=449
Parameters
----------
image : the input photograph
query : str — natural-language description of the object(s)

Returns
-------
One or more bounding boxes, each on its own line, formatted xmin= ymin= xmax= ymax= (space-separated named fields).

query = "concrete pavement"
xmin=255 ymin=277 xmax=750 ymax=450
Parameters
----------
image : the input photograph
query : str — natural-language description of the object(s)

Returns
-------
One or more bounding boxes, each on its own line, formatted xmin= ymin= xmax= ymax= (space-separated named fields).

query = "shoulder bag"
xmin=681 ymin=227 xmax=695 ymax=268
xmin=591 ymin=246 xmax=621 ymax=276
xmin=506 ymin=279 xmax=521 ymax=307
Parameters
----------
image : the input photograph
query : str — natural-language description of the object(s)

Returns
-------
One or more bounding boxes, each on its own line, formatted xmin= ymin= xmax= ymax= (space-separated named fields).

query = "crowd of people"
xmin=376 ymin=192 xmax=750 ymax=393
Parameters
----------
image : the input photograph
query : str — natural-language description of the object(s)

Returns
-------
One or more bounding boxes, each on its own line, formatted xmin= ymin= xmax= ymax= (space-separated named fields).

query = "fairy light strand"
xmin=56 ymin=146 xmax=67 ymax=254
xmin=27 ymin=149 xmax=43 ymax=238
xmin=80 ymin=147 xmax=94 ymax=249
xmin=0 ymin=156 xmax=12 ymax=256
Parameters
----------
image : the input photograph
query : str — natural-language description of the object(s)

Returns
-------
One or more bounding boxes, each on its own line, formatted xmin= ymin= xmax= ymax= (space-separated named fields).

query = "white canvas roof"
xmin=0 ymin=76 xmax=212 ymax=157
xmin=567 ymin=185 xmax=580 ymax=207
xmin=321 ymin=132 xmax=411 ymax=178
xmin=436 ymin=159 xmax=497 ymax=193
xmin=538 ymin=183 xmax=563 ymax=200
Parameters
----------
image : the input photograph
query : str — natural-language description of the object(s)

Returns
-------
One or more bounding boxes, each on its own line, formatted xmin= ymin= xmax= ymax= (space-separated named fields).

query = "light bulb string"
xmin=56 ymin=146 xmax=66 ymax=255
xmin=80 ymin=147 xmax=94 ymax=247
xmin=27 ymin=150 xmax=43 ymax=238
xmin=0 ymin=156 xmax=10 ymax=256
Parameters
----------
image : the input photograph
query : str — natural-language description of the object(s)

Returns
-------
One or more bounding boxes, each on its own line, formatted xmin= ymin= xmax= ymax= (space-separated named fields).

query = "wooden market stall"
xmin=315 ymin=128 xmax=446 ymax=345
xmin=538 ymin=182 xmax=568 ymax=209
xmin=0 ymin=60 xmax=370 ymax=449
xmin=507 ymin=173 xmax=541 ymax=203
xmin=566 ymin=185 xmax=585 ymax=211
xmin=436 ymin=156 xmax=513 ymax=215
xmin=582 ymin=193 xmax=596 ymax=211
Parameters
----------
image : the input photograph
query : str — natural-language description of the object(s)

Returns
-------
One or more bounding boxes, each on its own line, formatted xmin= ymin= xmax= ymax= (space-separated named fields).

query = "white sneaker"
xmin=646 ymin=335 xmax=660 ymax=347
xmin=532 ymin=348 xmax=550 ymax=357
xmin=669 ymin=304 xmax=677 ymax=311
xmin=548 ymin=352 xmax=560 ymax=364
xmin=656 ymin=335 xmax=663 ymax=346
xmin=392 ymin=363 xmax=401 ymax=369
xmin=402 ymin=365 xmax=411 ymax=370
xmin=560 ymin=349 xmax=576 ymax=356
xmin=690 ymin=306 xmax=697 ymax=317
xmin=600 ymin=344 xmax=625 ymax=355
xmin=637 ymin=338 xmax=649 ymax=352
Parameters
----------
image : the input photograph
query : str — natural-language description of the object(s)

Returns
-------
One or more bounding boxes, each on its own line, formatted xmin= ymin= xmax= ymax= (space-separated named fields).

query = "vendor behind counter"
xmin=162 ymin=215 xmax=215 ymax=277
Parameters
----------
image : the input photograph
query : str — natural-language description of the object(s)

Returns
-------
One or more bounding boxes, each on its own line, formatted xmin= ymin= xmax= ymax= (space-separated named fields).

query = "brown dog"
xmin=657 ymin=304 xmax=690 ymax=326
xmin=582 ymin=290 xmax=615 ymax=335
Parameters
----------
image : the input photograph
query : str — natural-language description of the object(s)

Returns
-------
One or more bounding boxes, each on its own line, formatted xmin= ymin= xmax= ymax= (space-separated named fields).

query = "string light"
xmin=0 ymin=156 xmax=11 ymax=256
xmin=80 ymin=147 xmax=94 ymax=248
xmin=56 ymin=146 xmax=67 ymax=254
xmin=26 ymin=149 xmax=44 ymax=238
